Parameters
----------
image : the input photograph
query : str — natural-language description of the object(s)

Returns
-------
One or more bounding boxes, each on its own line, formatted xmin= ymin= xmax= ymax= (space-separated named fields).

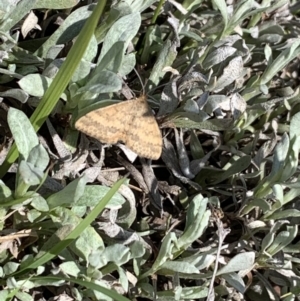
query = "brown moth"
xmin=75 ymin=94 xmax=162 ymax=160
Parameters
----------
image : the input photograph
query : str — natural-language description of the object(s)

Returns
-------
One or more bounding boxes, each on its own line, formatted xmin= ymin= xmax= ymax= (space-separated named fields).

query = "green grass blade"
xmin=0 ymin=1 xmax=107 ymax=179
xmin=31 ymin=276 xmax=131 ymax=301
xmin=12 ymin=177 xmax=126 ymax=276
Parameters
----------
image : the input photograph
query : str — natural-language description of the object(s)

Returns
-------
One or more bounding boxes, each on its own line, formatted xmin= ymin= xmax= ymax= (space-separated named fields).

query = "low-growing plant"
xmin=0 ymin=0 xmax=300 ymax=300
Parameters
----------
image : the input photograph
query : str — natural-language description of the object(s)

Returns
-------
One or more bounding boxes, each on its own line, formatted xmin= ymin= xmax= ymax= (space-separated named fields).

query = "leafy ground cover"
xmin=0 ymin=0 xmax=300 ymax=300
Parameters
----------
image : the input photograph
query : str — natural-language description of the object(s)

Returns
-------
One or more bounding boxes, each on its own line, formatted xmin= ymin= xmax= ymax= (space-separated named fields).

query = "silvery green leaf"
xmin=113 ymin=184 xmax=136 ymax=229
xmin=214 ymin=35 xmax=241 ymax=47
xmin=167 ymin=14 xmax=180 ymax=42
xmin=183 ymin=99 xmax=200 ymax=113
xmin=120 ymin=0 xmax=157 ymax=13
xmin=1 ymin=0 xmax=36 ymax=33
xmin=261 ymin=221 xmax=289 ymax=253
xmin=290 ymin=111 xmax=300 ymax=140
xmin=222 ymin=273 xmax=246 ymax=293
xmin=88 ymin=249 xmax=103 ymax=269
xmin=119 ymin=53 xmax=136 ymax=76
xmin=102 ymin=244 xmax=131 ymax=267
xmin=240 ymin=198 xmax=270 ymax=215
xmin=18 ymin=74 xmax=52 ymax=98
xmin=148 ymin=38 xmax=179 ymax=88
xmin=172 ymin=117 xmax=233 ymax=131
xmin=0 ymin=0 xmax=12 ymax=12
xmin=0 ymin=88 xmax=28 ymax=103
xmin=260 ymin=84 xmax=269 ymax=94
xmin=230 ymin=93 xmax=246 ymax=120
xmin=34 ymin=0 xmax=79 ymax=9
xmin=217 ymin=252 xmax=255 ymax=275
xmin=174 ymin=286 xmax=183 ymax=301
xmin=270 ymin=133 xmax=290 ymax=180
xmin=158 ymin=80 xmax=179 ymax=116
xmin=261 ymin=232 xmax=275 ymax=254
xmin=3 ymin=262 xmax=19 ymax=275
xmin=49 ymin=209 xmax=104 ymax=262
xmin=266 ymin=226 xmax=297 ymax=256
xmin=235 ymin=38 xmax=251 ymax=57
xmin=212 ymin=0 xmax=228 ymax=26
xmin=259 ymin=22 xmax=286 ymax=39
xmin=281 ymin=185 xmax=300 ymax=209
xmin=178 ymin=72 xmax=207 ymax=93
xmin=266 ymin=209 xmax=300 ymax=220
xmin=31 ymin=194 xmax=49 ymax=212
xmin=76 ymin=97 xmax=120 ymax=114
xmin=35 ymin=4 xmax=94 ymax=57
xmin=96 ymin=41 xmax=125 ymax=74
xmin=177 ymin=196 xmax=210 ymax=249
xmin=84 ymin=282 xmax=114 ymax=301
xmin=273 ymin=184 xmax=284 ymax=205
xmin=21 ymin=11 xmax=42 ymax=38
xmin=117 ymin=266 xmax=129 ymax=292
xmin=201 ymin=15 xmax=224 ymax=36
xmin=181 ymin=252 xmax=215 ymax=271
xmin=47 ymin=176 xmax=87 ymax=209
xmin=71 ymin=59 xmax=94 ymax=83
xmin=254 ymin=133 xmax=289 ymax=197
xmin=130 ymin=241 xmax=146 ymax=259
xmin=43 ymin=57 xmax=63 ymax=78
xmin=59 ymin=261 xmax=81 ymax=277
xmin=229 ymin=0 xmax=255 ymax=28
xmin=260 ymin=39 xmax=300 ymax=85
xmin=259 ymin=33 xmax=283 ymax=44
xmin=160 ymin=261 xmax=199 ymax=275
xmin=280 ymin=111 xmax=300 ymax=181
xmin=98 ymin=12 xmax=141 ymax=63
xmin=196 ymin=91 xmax=209 ymax=109
xmin=180 ymin=29 xmax=202 ymax=42
xmin=266 ymin=0 xmax=289 ymax=14
xmin=213 ymin=56 xmax=244 ymax=92
xmin=7 ymin=108 xmax=38 ymax=160
xmin=253 ymin=136 xmax=277 ymax=167
xmin=180 ymin=286 xmax=208 ymax=299
xmin=14 ymin=277 xmax=34 ymax=289
xmin=0 ymin=50 xmax=9 ymax=62
xmin=6 ymin=276 xmax=18 ymax=288
xmin=180 ymin=0 xmax=203 ymax=12
xmin=204 ymin=95 xmax=228 ymax=114
xmin=190 ymin=131 xmax=205 ymax=159
xmin=75 ymin=185 xmax=125 ymax=209
xmin=175 ymin=129 xmax=194 ymax=179
xmin=149 ymin=232 xmax=178 ymax=273
xmin=27 ymin=144 xmax=49 ymax=172
xmin=210 ymin=155 xmax=251 ymax=185
xmin=203 ymin=46 xmax=236 ymax=69
xmin=0 ymin=180 xmax=12 ymax=200
xmin=16 ymin=291 xmax=33 ymax=301
xmin=0 ymin=290 xmax=8 ymax=299
xmin=77 ymin=70 xmax=122 ymax=95
xmin=140 ymin=24 xmax=162 ymax=64
xmin=137 ymin=283 xmax=155 ymax=299
xmin=184 ymin=194 xmax=205 ymax=229
xmin=27 ymin=209 xmax=41 ymax=223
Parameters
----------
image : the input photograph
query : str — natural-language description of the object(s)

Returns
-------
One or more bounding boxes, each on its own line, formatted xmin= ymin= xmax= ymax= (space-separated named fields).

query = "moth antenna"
xmin=133 ymin=67 xmax=146 ymax=95
xmin=147 ymin=83 xmax=169 ymax=95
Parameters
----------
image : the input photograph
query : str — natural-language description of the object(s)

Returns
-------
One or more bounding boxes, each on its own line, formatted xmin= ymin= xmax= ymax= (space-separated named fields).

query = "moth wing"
xmin=75 ymin=101 xmax=132 ymax=145
xmin=124 ymin=96 xmax=162 ymax=160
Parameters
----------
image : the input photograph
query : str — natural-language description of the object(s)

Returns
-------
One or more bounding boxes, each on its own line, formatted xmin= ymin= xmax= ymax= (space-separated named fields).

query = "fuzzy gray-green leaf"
xmin=7 ymin=108 xmax=38 ymax=160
